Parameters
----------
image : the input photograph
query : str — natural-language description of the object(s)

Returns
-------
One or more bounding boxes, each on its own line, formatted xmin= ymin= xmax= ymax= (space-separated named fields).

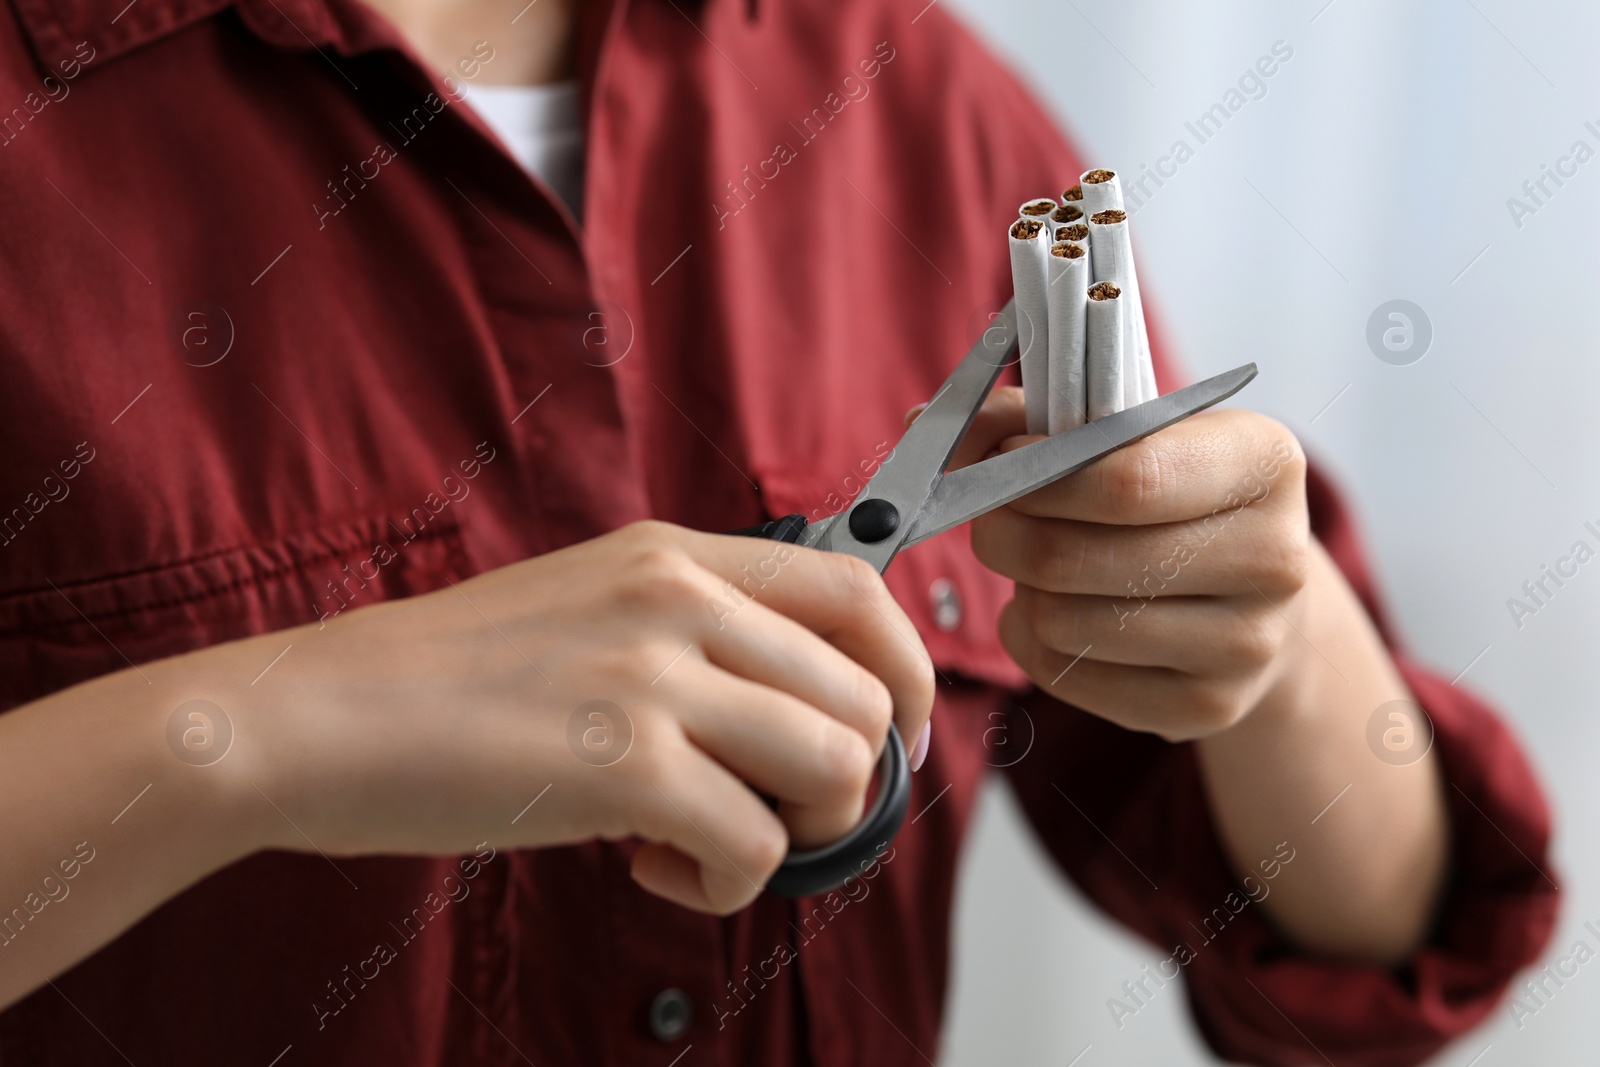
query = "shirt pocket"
xmin=751 ymin=466 xmax=1028 ymax=692
xmin=0 ymin=512 xmax=473 ymax=709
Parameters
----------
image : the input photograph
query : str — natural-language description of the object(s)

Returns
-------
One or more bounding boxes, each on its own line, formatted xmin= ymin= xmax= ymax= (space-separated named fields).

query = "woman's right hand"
xmin=227 ymin=520 xmax=935 ymax=914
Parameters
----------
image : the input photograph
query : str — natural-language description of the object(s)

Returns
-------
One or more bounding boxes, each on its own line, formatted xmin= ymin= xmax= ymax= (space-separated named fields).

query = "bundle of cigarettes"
xmin=1008 ymin=169 xmax=1159 ymax=435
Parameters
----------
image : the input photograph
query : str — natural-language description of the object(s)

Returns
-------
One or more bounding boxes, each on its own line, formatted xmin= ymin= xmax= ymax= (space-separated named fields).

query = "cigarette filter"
xmin=1008 ymin=217 xmax=1051 ymax=435
xmin=1087 ymin=208 xmax=1155 ymax=407
xmin=1045 ymin=242 xmax=1089 ymax=433
xmin=1085 ymin=281 xmax=1124 ymax=421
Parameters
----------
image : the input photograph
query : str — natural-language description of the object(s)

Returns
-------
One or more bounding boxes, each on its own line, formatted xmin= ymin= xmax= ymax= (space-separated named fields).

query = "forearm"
xmin=1196 ymin=540 xmax=1449 ymax=963
xmin=0 ymin=636 xmax=278 ymax=1009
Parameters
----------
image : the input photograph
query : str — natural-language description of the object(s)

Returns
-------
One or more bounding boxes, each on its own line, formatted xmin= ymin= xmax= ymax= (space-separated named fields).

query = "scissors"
xmin=730 ymin=298 xmax=1257 ymax=896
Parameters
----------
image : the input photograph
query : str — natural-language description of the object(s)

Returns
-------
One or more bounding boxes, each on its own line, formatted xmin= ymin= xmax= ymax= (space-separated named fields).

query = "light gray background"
xmin=936 ymin=1 xmax=1598 ymax=1063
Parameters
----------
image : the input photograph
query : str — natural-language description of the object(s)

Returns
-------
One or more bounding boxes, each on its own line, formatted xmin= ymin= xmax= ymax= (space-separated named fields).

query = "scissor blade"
xmin=811 ymin=300 xmax=1020 ymax=569
xmin=899 ymin=363 xmax=1258 ymax=549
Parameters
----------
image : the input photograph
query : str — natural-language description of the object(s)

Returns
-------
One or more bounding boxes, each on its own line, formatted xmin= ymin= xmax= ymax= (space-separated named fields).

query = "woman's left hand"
xmin=934 ymin=384 xmax=1448 ymax=963
xmin=954 ymin=387 xmax=1311 ymax=742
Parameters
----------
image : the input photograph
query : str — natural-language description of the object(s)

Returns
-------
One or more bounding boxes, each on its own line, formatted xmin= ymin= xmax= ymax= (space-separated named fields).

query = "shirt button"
xmin=929 ymin=577 xmax=962 ymax=631
xmin=648 ymin=988 xmax=692 ymax=1042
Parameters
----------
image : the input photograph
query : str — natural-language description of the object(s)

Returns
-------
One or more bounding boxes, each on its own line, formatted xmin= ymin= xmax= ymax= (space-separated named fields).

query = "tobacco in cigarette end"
xmin=1010 ymin=218 xmax=1045 ymax=240
xmin=1089 ymin=209 xmax=1126 ymax=226
xmin=1050 ymin=241 xmax=1087 ymax=259
xmin=1051 ymin=204 xmax=1084 ymax=224
xmin=1088 ymin=281 xmax=1121 ymax=300
xmin=1062 ymin=184 xmax=1083 ymax=202
xmin=1018 ymin=198 xmax=1057 ymax=218
xmin=1055 ymin=223 xmax=1089 ymax=243
xmin=1080 ymin=169 xmax=1126 ymax=216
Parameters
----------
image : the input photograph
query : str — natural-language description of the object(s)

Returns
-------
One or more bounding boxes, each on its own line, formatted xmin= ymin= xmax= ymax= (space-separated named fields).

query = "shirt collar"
xmin=10 ymin=0 xmax=398 ymax=70
xmin=8 ymin=0 xmax=738 ymax=74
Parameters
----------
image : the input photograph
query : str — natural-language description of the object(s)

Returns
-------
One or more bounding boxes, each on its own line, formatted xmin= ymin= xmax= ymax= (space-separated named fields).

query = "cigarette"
xmin=1079 ymin=168 xmax=1124 ymax=216
xmin=1085 ymin=281 xmax=1124 ymax=422
xmin=1018 ymin=198 xmax=1058 ymax=221
xmin=1054 ymin=222 xmax=1089 ymax=245
xmin=1087 ymin=208 xmax=1155 ymax=407
xmin=1008 ymin=217 xmax=1052 ymax=435
xmin=1051 ymin=203 xmax=1085 ymax=227
xmin=1062 ymin=184 xmax=1084 ymax=204
xmin=1045 ymin=242 xmax=1089 ymax=433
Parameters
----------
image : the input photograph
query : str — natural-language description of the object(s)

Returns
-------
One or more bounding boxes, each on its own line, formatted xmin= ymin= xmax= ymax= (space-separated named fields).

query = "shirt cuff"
xmin=1167 ymin=656 xmax=1559 ymax=1067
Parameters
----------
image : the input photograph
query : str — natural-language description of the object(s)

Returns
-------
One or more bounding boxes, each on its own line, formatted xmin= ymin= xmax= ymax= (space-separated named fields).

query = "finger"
xmin=1011 ymin=584 xmax=1275 ymax=675
xmin=680 ymin=531 xmax=935 ymax=747
xmin=1004 ymin=409 xmax=1304 ymax=526
xmin=971 ymin=506 xmax=1303 ymax=598
xmin=997 ymin=600 xmax=1241 ymax=741
xmin=635 ymin=737 xmax=788 ymax=914
xmin=908 ymin=384 xmax=1030 ymax=472
xmin=631 ymin=842 xmax=711 ymax=908
xmin=701 ymin=585 xmax=894 ymax=753
xmin=667 ymin=661 xmax=876 ymax=847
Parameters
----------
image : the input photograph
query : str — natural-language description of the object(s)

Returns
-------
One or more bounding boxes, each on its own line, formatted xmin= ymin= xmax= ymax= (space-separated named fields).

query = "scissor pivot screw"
xmin=848 ymin=498 xmax=900 ymax=543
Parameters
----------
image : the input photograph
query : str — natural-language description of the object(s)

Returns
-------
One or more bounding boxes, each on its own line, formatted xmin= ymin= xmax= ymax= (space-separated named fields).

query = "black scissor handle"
xmin=723 ymin=513 xmax=915 ymax=897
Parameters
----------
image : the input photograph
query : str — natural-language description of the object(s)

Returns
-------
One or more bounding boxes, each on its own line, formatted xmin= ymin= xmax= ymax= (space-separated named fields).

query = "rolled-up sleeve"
xmin=931 ymin=17 xmax=1561 ymax=1058
xmin=1001 ymin=464 xmax=1560 ymax=1066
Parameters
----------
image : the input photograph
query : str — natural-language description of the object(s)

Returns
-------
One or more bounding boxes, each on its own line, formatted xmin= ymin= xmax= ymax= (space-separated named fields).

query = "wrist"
xmin=134 ymin=629 xmax=313 ymax=862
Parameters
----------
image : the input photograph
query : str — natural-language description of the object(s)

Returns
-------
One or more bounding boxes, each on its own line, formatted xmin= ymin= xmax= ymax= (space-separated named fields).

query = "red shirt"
xmin=0 ymin=0 xmax=1557 ymax=1063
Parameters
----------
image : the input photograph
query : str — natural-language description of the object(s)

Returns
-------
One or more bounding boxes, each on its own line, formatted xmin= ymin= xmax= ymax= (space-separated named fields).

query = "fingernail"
xmin=909 ymin=720 xmax=931 ymax=772
xmin=904 ymin=402 xmax=928 ymax=426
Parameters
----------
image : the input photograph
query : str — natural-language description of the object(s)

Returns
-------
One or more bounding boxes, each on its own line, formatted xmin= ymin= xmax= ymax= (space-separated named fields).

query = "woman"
xmin=0 ymin=0 xmax=1555 ymax=1062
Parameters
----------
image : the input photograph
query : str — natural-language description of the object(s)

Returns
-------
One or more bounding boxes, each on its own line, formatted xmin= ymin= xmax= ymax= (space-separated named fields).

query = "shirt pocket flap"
xmin=0 ymin=512 xmax=472 ymax=708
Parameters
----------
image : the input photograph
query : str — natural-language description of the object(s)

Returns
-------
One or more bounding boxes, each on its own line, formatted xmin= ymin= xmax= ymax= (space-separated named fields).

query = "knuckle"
xmin=1261 ymin=421 xmax=1308 ymax=478
xmin=1190 ymin=680 xmax=1247 ymax=735
xmin=833 ymin=551 xmax=885 ymax=598
xmin=1252 ymin=528 xmax=1310 ymax=596
xmin=820 ymin=723 xmax=876 ymax=796
xmin=1102 ymin=440 xmax=1169 ymax=521
xmin=1029 ymin=521 xmax=1091 ymax=590
xmin=617 ymin=518 xmax=676 ymax=550
xmin=910 ymin=653 xmax=936 ymax=712
xmin=622 ymin=546 xmax=708 ymax=610
xmin=590 ymin=644 xmax=647 ymax=688
xmin=1229 ymin=611 xmax=1282 ymax=669
xmin=745 ymin=821 xmax=789 ymax=880
xmin=618 ymin=719 xmax=676 ymax=781
xmin=1023 ymin=588 xmax=1077 ymax=652
xmin=851 ymin=671 xmax=895 ymax=741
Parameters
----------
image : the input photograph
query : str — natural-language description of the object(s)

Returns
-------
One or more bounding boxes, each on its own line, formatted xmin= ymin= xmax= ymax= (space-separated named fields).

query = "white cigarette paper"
xmin=1006 ymin=168 xmax=1159 ymax=432
xmin=1079 ymin=168 xmax=1125 ymax=216
xmin=1086 ymin=207 xmax=1156 ymax=408
xmin=1018 ymin=198 xmax=1058 ymax=221
xmin=1054 ymin=220 xmax=1089 ymax=248
xmin=1045 ymin=242 xmax=1089 ymax=433
xmin=1008 ymin=217 xmax=1051 ymax=435
xmin=1085 ymin=281 xmax=1124 ymax=422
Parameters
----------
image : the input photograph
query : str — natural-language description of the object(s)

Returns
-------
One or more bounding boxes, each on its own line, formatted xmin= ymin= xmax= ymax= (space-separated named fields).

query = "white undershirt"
xmin=463 ymin=81 xmax=586 ymax=220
